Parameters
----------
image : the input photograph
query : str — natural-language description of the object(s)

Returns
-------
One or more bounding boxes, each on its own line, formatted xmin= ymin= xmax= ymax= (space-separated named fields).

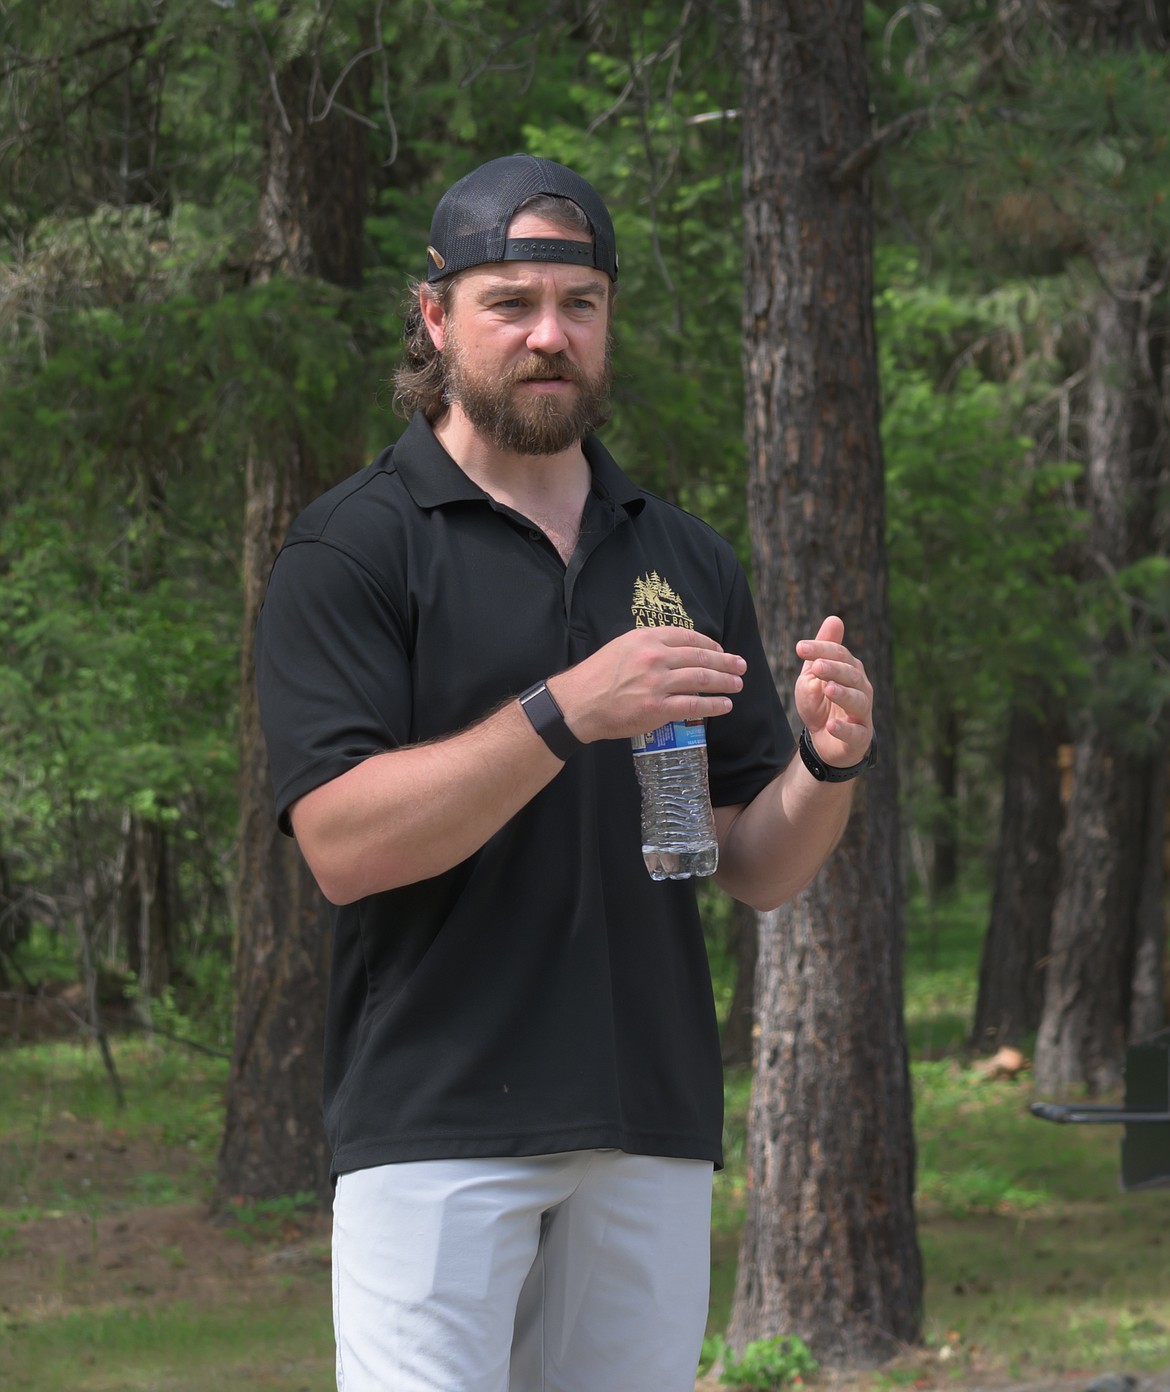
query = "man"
xmin=256 ymin=154 xmax=876 ymax=1392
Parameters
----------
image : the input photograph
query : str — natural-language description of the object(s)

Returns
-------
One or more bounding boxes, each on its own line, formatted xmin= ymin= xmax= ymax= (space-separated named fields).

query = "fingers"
xmin=793 ymin=615 xmax=874 ymax=744
xmin=552 ymin=625 xmax=747 ymax=744
xmin=795 ymin=613 xmax=850 ymax=666
xmin=656 ymin=626 xmax=726 ymax=651
xmin=814 ymin=614 xmax=845 ymax=646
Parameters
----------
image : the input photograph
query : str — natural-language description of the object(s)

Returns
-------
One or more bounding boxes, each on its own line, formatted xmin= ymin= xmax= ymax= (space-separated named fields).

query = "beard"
xmin=441 ymin=333 xmax=613 ymax=456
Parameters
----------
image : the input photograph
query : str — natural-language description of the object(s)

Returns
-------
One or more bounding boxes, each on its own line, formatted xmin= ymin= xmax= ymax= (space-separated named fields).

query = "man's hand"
xmin=794 ymin=615 xmax=874 ymax=768
xmin=549 ymin=626 xmax=746 ymax=744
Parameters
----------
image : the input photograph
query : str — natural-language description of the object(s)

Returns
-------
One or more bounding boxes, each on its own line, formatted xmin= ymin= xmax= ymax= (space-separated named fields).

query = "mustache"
xmin=506 ymin=354 xmax=584 ymax=386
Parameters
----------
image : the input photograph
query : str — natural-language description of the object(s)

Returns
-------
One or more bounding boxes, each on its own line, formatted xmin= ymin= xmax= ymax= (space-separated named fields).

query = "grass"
xmin=3 ymin=891 xmax=1170 ymax=1388
xmin=0 ymin=1038 xmax=225 ymax=1219
xmin=0 ymin=1298 xmax=334 ymax=1391
xmin=706 ymin=887 xmax=1170 ymax=1381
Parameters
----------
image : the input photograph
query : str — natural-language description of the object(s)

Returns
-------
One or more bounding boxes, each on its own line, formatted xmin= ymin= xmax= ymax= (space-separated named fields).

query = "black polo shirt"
xmin=256 ymin=412 xmax=794 ymax=1176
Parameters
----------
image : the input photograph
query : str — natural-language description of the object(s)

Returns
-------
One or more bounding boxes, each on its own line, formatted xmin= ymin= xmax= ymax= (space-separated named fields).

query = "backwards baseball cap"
xmin=425 ymin=154 xmax=618 ymax=284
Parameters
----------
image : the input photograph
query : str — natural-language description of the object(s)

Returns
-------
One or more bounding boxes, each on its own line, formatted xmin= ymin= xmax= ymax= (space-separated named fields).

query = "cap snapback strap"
xmin=503 ymin=237 xmax=596 ymax=267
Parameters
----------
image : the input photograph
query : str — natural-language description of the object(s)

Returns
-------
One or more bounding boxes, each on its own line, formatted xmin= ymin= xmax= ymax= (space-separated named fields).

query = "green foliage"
xmin=877 ymin=248 xmax=1083 ymax=871
xmin=705 ymin=1334 xmax=818 ymax=1390
xmin=872 ymin=5 xmax=1170 ymax=273
xmin=223 ymin=1190 xmax=320 ymax=1247
xmin=867 ymin=4 xmax=1170 ymax=900
xmin=524 ymin=19 xmax=748 ymax=549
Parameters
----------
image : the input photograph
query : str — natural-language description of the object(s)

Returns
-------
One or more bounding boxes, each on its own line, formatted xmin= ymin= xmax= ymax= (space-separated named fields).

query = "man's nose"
xmin=526 ymin=307 xmax=570 ymax=355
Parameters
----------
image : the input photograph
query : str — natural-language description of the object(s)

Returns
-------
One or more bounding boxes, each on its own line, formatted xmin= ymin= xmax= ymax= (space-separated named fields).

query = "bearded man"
xmin=255 ymin=154 xmax=876 ymax=1392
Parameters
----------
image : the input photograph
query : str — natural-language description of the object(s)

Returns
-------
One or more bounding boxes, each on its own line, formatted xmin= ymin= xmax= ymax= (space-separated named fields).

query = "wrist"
xmin=798 ymin=726 xmax=877 ymax=783
xmin=543 ymin=672 xmax=597 ymax=745
xmin=518 ymin=680 xmax=585 ymax=762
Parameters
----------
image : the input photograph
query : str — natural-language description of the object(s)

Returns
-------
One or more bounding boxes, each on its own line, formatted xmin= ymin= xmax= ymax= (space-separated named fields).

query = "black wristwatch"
xmin=798 ymin=726 xmax=877 ymax=783
xmin=518 ymin=680 xmax=584 ymax=762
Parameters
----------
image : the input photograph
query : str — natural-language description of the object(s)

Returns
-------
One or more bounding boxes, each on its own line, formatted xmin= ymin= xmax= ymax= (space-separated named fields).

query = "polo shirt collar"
xmin=388 ymin=413 xmax=487 ymax=508
xmin=390 ymin=412 xmax=646 ymax=518
xmin=582 ymin=434 xmax=646 ymax=517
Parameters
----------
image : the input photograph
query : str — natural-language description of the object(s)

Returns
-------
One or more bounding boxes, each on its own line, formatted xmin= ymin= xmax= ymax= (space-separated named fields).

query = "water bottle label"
xmin=632 ymin=719 xmax=708 ymax=754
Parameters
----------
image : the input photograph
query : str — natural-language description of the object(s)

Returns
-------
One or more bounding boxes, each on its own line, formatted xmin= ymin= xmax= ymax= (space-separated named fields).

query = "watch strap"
xmin=798 ymin=726 xmax=877 ymax=783
xmin=518 ymin=681 xmax=583 ymax=762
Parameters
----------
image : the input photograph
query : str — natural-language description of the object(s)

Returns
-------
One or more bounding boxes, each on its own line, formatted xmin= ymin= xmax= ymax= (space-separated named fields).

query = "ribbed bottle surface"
xmin=633 ymin=744 xmax=719 ymax=881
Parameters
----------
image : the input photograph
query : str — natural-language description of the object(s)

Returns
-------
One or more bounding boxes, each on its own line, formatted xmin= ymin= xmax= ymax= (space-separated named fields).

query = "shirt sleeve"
xmin=256 ymin=538 xmax=414 ymax=833
xmin=705 ymin=559 xmax=795 ymax=809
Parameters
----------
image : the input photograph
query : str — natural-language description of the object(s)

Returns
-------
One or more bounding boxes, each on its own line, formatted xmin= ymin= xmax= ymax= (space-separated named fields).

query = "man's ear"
xmin=419 ymin=285 xmax=447 ymax=352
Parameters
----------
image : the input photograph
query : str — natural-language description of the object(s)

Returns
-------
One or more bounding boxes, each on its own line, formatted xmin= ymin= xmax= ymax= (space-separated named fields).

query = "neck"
xmin=432 ymin=404 xmax=591 ymax=509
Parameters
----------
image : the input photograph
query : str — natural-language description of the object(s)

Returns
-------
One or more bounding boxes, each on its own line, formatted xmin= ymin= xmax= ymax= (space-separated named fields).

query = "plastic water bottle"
xmin=631 ymin=719 xmax=719 ymax=880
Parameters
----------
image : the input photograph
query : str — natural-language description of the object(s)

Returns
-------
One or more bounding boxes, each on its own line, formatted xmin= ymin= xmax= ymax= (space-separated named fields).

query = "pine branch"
xmin=829 ymin=106 xmax=940 ymax=190
xmin=0 ymin=22 xmax=161 ymax=84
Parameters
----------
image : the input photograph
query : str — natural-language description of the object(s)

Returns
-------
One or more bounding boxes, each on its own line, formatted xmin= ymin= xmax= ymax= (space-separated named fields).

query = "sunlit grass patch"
xmin=0 ymin=1037 xmax=227 ymax=1141
xmin=921 ymin=1201 xmax=1170 ymax=1376
xmin=0 ymin=1039 xmax=226 ymax=1215
xmin=0 ymin=1293 xmax=334 ymax=1391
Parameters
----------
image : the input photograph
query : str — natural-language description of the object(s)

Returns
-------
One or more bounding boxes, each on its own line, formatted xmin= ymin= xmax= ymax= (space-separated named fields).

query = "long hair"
xmin=391 ymin=278 xmax=454 ymax=423
xmin=391 ymin=194 xmax=597 ymax=423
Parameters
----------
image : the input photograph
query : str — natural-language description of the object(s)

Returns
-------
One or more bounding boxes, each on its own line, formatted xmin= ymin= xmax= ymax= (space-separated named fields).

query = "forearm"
xmin=713 ymin=755 xmax=854 ymax=912
xmin=290 ymin=699 xmax=564 ymax=904
xmin=290 ymin=625 xmax=748 ymax=905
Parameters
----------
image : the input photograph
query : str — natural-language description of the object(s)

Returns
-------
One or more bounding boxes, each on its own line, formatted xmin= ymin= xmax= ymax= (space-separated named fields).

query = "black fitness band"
xmin=797 ymin=726 xmax=878 ymax=783
xmin=518 ymin=681 xmax=584 ymax=763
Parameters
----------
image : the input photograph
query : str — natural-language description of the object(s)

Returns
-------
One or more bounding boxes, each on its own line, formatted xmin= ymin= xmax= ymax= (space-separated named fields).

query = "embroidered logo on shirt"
xmin=631 ymin=573 xmax=694 ymax=630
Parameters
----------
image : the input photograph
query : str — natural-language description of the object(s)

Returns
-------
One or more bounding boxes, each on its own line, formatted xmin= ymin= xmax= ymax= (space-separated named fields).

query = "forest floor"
xmin=5 ymin=1120 xmax=1168 ymax=1392
xmin=2 ymin=981 xmax=1169 ymax=1392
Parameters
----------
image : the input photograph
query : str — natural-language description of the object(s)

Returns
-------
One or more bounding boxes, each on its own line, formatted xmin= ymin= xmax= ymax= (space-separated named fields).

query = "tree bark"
xmin=929 ymin=705 xmax=959 ymax=901
xmin=216 ymin=48 xmax=368 ymax=1206
xmin=1129 ymin=742 xmax=1167 ymax=1042
xmin=1034 ymin=270 xmax=1168 ymax=1094
xmin=728 ymin=0 xmax=922 ymax=1365
xmin=721 ymin=897 xmax=759 ymax=1069
xmin=125 ymin=815 xmax=171 ymax=1003
xmin=971 ymin=697 xmax=1066 ymax=1051
xmin=1033 ymin=734 xmax=1153 ymax=1092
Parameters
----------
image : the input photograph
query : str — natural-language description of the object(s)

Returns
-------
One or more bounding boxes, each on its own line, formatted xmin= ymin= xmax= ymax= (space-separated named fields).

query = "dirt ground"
xmin=2 ymin=994 xmax=1168 ymax=1392
xmin=0 ymin=1107 xmax=332 ymax=1335
xmin=8 ymin=1179 xmax=1168 ymax=1392
xmin=0 ymin=1193 xmax=331 ymax=1323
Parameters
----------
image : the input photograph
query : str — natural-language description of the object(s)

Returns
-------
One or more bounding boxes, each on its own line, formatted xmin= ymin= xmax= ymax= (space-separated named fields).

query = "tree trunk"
xmin=721 ymin=897 xmax=759 ymax=1069
xmin=125 ymin=815 xmax=171 ymax=1004
xmin=1130 ymin=743 xmax=1167 ymax=1042
xmin=1034 ymin=269 xmax=1167 ymax=1094
xmin=971 ymin=697 xmax=1066 ymax=1052
xmin=728 ymin=0 xmax=922 ymax=1364
xmin=0 ymin=849 xmax=31 ymax=985
xmin=1033 ymin=734 xmax=1153 ymax=1093
xmin=217 ymin=48 xmax=368 ymax=1206
xmin=929 ymin=705 xmax=959 ymax=900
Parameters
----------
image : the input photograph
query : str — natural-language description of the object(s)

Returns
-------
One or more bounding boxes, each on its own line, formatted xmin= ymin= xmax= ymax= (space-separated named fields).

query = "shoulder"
xmin=585 ymin=433 xmax=742 ymax=571
xmin=284 ymin=445 xmax=404 ymax=550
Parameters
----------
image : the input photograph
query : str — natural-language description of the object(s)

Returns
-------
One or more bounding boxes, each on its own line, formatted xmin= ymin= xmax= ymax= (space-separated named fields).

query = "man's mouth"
xmin=513 ymin=356 xmax=580 ymax=387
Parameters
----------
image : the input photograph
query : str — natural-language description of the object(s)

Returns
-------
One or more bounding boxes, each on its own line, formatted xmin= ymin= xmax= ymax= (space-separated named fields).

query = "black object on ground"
xmin=1030 ymin=1028 xmax=1170 ymax=1192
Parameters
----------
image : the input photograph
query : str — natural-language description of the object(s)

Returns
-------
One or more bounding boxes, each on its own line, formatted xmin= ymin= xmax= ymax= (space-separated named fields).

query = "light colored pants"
xmin=332 ymin=1149 xmax=714 ymax=1392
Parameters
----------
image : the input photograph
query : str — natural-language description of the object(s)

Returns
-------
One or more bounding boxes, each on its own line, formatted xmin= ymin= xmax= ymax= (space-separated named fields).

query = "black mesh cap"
xmin=425 ymin=154 xmax=618 ymax=284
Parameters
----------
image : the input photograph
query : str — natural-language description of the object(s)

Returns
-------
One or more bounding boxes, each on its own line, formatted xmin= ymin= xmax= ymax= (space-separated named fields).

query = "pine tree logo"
xmin=631 ymin=572 xmax=695 ymax=630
